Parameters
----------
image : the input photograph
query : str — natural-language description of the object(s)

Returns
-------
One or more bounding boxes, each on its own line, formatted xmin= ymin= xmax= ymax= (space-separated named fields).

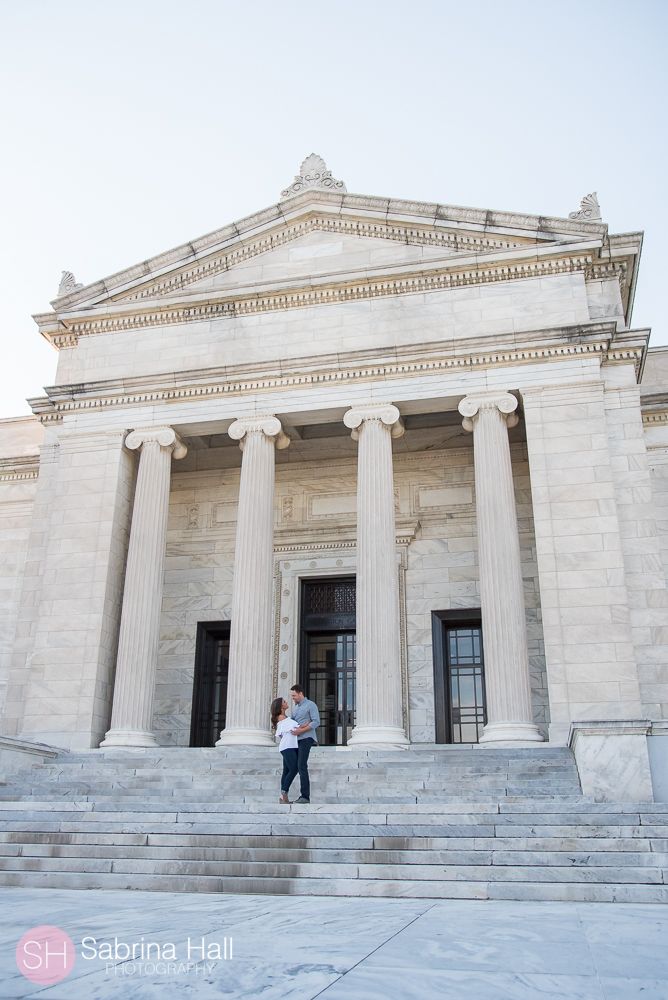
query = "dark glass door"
xmin=446 ymin=626 xmax=486 ymax=743
xmin=306 ymin=633 xmax=356 ymax=745
xmin=300 ymin=577 xmax=356 ymax=746
xmin=190 ymin=621 xmax=230 ymax=747
xmin=432 ymin=611 xmax=487 ymax=743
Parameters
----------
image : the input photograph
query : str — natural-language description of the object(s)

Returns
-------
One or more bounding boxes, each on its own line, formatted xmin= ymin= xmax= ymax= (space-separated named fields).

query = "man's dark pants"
xmin=297 ymin=737 xmax=316 ymax=801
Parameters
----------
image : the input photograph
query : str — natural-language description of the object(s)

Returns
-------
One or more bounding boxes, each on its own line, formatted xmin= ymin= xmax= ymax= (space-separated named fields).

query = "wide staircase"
xmin=0 ymin=744 xmax=666 ymax=902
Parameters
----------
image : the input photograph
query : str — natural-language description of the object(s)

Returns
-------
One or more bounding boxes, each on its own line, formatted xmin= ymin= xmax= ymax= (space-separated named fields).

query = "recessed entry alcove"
xmin=153 ymin=403 xmax=547 ymax=748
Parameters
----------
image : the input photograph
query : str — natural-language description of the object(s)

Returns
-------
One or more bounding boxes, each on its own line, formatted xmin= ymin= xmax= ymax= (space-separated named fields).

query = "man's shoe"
xmin=278 ymin=792 xmax=290 ymax=804
xmin=294 ymin=796 xmax=310 ymax=804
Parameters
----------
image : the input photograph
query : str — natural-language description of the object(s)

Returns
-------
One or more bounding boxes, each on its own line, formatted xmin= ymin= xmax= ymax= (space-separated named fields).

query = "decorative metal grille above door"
xmin=301 ymin=577 xmax=356 ymax=631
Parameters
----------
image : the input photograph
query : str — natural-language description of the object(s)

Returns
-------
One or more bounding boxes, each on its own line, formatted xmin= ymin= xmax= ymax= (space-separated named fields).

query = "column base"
xmin=479 ymin=722 xmax=543 ymax=744
xmin=99 ymin=728 xmax=159 ymax=748
xmin=347 ymin=725 xmax=409 ymax=747
xmin=215 ymin=727 xmax=275 ymax=748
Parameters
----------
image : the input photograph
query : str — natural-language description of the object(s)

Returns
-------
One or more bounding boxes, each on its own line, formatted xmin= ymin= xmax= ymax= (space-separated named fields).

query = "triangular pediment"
xmin=43 ymin=183 xmax=610 ymax=319
xmin=121 ymin=222 xmax=545 ymax=304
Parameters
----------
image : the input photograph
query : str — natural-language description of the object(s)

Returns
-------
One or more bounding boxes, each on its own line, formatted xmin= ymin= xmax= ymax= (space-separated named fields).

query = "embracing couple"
xmin=270 ymin=684 xmax=320 ymax=804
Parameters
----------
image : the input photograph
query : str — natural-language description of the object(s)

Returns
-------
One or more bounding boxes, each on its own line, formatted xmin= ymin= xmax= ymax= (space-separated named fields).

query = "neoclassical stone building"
xmin=2 ymin=156 xmax=668 ymax=797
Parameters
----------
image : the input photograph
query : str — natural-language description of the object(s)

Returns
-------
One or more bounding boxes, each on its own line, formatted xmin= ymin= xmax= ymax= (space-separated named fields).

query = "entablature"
xmin=28 ymin=321 xmax=646 ymax=424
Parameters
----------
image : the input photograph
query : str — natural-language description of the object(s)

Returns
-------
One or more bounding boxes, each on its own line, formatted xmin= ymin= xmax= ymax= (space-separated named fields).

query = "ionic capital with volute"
xmin=343 ymin=402 xmax=405 ymax=441
xmin=125 ymin=426 xmax=188 ymax=458
xmin=228 ymin=415 xmax=290 ymax=451
xmin=458 ymin=392 xmax=519 ymax=432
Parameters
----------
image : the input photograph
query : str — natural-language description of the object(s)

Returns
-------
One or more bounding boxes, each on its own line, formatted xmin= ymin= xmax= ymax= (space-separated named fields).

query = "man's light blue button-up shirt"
xmin=290 ymin=697 xmax=320 ymax=743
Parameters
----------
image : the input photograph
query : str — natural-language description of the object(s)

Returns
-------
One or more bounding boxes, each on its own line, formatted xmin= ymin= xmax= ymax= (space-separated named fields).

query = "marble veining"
xmin=1 ymin=889 xmax=667 ymax=999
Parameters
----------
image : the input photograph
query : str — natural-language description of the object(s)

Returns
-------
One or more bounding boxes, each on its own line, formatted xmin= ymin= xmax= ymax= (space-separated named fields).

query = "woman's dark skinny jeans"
xmin=280 ymin=748 xmax=299 ymax=794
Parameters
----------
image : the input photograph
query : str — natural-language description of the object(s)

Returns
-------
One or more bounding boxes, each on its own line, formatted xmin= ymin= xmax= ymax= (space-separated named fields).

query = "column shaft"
xmin=460 ymin=393 xmax=542 ymax=743
xmin=345 ymin=403 xmax=408 ymax=745
xmin=101 ymin=427 xmax=186 ymax=747
xmin=217 ymin=416 xmax=288 ymax=745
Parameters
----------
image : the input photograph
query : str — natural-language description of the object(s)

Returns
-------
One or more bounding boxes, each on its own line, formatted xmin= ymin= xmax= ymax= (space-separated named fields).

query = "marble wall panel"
xmin=522 ymin=380 xmax=644 ymax=743
xmin=603 ymin=381 xmax=668 ymax=721
xmin=585 ymin=277 xmax=625 ymax=326
xmin=18 ymin=431 xmax=135 ymax=749
xmin=2 ymin=441 xmax=60 ymax=737
xmin=0 ymin=483 xmax=37 ymax=732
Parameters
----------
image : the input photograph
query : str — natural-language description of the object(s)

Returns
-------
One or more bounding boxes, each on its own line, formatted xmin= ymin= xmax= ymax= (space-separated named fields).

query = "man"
xmin=289 ymin=684 xmax=320 ymax=803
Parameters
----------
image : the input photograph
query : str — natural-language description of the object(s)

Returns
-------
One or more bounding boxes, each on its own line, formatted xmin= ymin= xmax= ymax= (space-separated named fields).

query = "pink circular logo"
xmin=16 ymin=926 xmax=75 ymax=984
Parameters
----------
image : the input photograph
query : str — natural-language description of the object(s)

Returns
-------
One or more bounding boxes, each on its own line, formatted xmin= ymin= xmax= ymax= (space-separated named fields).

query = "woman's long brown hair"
xmin=270 ymin=697 xmax=284 ymax=732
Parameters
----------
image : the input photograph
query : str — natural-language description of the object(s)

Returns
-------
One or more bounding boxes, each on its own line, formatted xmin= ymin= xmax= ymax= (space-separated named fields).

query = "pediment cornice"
xmin=28 ymin=322 xmax=647 ymax=423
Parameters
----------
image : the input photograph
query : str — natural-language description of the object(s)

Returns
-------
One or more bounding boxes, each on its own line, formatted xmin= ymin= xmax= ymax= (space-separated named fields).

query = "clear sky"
xmin=0 ymin=0 xmax=666 ymax=418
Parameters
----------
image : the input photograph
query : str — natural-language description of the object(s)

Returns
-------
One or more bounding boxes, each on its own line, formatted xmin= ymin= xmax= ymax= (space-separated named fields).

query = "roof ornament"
xmin=280 ymin=154 xmax=347 ymax=200
xmin=569 ymin=192 xmax=602 ymax=222
xmin=57 ymin=271 xmax=83 ymax=297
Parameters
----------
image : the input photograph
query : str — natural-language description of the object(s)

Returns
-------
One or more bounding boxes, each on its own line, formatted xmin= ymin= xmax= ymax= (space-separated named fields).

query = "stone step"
xmin=3 ymin=814 xmax=668 ymax=840
xmin=0 ymin=792 xmax=583 ymax=807
xmin=0 ymin=780 xmax=582 ymax=794
xmin=1 ymin=801 xmax=664 ymax=820
xmin=0 ymin=854 xmax=664 ymax=885
xmin=0 ymin=868 xmax=666 ymax=903
xmin=2 ymin=744 xmax=663 ymax=903
xmin=1 ymin=830 xmax=663 ymax=852
xmin=2 ymin=842 xmax=666 ymax=868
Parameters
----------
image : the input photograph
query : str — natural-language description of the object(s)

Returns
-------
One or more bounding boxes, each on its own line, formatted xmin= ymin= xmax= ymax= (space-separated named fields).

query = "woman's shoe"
xmin=279 ymin=792 xmax=290 ymax=804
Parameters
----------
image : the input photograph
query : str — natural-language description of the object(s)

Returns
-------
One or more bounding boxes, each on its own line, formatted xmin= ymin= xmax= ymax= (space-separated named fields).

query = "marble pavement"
xmin=1 ymin=888 xmax=667 ymax=999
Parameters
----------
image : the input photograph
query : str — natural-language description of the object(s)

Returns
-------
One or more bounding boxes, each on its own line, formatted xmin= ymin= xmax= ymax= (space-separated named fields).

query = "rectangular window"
xmin=446 ymin=626 xmax=486 ymax=743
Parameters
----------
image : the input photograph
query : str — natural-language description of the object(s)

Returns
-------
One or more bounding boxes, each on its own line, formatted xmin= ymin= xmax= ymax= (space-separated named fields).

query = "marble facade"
xmin=1 ymin=157 xmax=667 ymax=795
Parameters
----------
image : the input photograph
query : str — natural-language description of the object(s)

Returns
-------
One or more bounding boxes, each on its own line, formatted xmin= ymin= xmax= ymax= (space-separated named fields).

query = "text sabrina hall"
xmin=81 ymin=936 xmax=233 ymax=962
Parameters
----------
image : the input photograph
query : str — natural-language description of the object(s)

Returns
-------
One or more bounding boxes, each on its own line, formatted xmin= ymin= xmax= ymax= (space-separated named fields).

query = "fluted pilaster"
xmin=101 ymin=427 xmax=187 ymax=747
xmin=344 ymin=403 xmax=408 ymax=746
xmin=217 ymin=415 xmax=289 ymax=746
xmin=459 ymin=392 xmax=542 ymax=743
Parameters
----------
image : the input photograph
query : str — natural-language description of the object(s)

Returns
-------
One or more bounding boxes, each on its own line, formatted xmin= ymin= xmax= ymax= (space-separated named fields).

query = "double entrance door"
xmin=300 ymin=577 xmax=356 ymax=746
xmin=190 ymin=581 xmax=357 ymax=747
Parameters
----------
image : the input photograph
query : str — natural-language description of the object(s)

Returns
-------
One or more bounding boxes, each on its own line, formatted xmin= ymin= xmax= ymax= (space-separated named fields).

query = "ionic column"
xmin=101 ymin=427 xmax=187 ymax=747
xmin=344 ymin=403 xmax=408 ymax=746
xmin=458 ymin=392 xmax=542 ymax=743
xmin=216 ymin=415 xmax=290 ymax=746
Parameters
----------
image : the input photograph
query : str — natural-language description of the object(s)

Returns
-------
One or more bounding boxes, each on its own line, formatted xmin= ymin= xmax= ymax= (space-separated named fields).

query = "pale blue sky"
xmin=0 ymin=0 xmax=666 ymax=418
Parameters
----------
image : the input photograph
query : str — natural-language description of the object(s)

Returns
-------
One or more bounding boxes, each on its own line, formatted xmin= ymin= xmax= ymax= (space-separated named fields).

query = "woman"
xmin=271 ymin=697 xmax=299 ymax=804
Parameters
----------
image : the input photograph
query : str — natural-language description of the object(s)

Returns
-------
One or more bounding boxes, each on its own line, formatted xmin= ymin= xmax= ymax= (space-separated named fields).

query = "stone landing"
xmin=0 ymin=746 xmax=666 ymax=902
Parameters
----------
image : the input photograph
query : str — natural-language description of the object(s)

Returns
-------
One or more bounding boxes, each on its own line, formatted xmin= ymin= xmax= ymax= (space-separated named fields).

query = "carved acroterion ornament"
xmin=569 ymin=192 xmax=602 ymax=222
xmin=280 ymin=154 xmax=347 ymax=200
xmin=57 ymin=271 xmax=83 ymax=297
